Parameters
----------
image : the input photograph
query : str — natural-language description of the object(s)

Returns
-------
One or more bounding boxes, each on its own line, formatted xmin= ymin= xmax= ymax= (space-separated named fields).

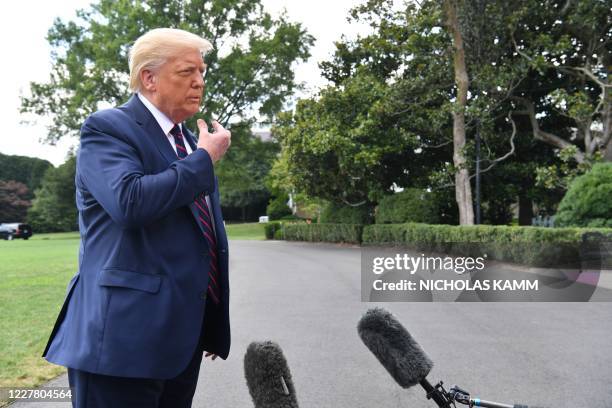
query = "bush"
xmin=555 ymin=163 xmax=612 ymax=228
xmin=375 ymin=189 xmax=440 ymax=224
xmin=362 ymin=223 xmax=612 ymax=267
xmin=319 ymin=202 xmax=373 ymax=224
xmin=283 ymin=223 xmax=363 ymax=244
xmin=273 ymin=228 xmax=284 ymax=240
xmin=264 ymin=221 xmax=282 ymax=240
xmin=266 ymin=194 xmax=292 ymax=220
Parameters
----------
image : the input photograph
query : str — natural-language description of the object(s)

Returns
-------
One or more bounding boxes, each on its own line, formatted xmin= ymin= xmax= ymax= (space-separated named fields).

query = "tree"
xmin=27 ymin=156 xmax=78 ymax=232
xmin=510 ymin=0 xmax=611 ymax=162
xmin=444 ymin=0 xmax=474 ymax=224
xmin=283 ymin=0 xmax=526 ymax=224
xmin=0 ymin=181 xmax=31 ymax=222
xmin=214 ymin=123 xmax=279 ymax=221
xmin=20 ymin=0 xmax=314 ymax=143
xmin=0 ymin=153 xmax=52 ymax=193
xmin=273 ymin=71 xmax=423 ymax=208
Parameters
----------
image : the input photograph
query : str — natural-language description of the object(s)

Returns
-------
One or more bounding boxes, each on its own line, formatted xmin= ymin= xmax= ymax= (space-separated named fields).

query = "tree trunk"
xmin=445 ymin=0 xmax=474 ymax=225
xmin=518 ymin=192 xmax=533 ymax=226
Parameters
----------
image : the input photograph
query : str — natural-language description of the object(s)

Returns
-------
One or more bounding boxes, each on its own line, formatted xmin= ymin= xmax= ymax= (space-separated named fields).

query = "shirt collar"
xmin=137 ymin=93 xmax=180 ymax=136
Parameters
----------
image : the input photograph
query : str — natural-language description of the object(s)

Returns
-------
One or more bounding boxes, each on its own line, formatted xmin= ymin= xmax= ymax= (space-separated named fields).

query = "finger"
xmin=211 ymin=120 xmax=224 ymax=133
xmin=197 ymin=119 xmax=210 ymax=136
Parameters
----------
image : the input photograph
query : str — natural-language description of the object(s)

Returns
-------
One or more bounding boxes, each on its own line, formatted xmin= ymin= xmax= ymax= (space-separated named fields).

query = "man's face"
xmin=147 ymin=48 xmax=206 ymax=124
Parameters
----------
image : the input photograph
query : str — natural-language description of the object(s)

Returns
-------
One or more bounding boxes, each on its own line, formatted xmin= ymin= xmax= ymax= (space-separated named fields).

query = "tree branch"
xmin=512 ymin=96 xmax=586 ymax=163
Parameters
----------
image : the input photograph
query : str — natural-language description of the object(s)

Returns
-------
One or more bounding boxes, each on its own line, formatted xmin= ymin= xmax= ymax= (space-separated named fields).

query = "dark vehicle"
xmin=0 ymin=223 xmax=33 ymax=240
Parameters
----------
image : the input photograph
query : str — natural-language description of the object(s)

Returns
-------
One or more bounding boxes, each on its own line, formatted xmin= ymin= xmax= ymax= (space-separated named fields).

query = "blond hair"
xmin=128 ymin=28 xmax=213 ymax=92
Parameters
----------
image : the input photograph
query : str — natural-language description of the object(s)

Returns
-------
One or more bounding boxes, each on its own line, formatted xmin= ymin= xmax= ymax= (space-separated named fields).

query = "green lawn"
xmin=0 ymin=234 xmax=78 ymax=389
xmin=225 ymin=221 xmax=266 ymax=240
xmin=0 ymin=223 xmax=264 ymax=391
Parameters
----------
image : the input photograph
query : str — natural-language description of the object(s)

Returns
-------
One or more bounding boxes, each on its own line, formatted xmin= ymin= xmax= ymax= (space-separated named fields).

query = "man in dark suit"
xmin=42 ymin=27 xmax=231 ymax=407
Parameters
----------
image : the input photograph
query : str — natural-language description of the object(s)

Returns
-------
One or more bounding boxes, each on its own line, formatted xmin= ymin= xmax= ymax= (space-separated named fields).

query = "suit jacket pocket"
xmin=98 ymin=268 xmax=161 ymax=294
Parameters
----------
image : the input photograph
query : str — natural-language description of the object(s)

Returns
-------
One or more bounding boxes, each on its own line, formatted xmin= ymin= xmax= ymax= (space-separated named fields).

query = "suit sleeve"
xmin=78 ymin=111 xmax=216 ymax=229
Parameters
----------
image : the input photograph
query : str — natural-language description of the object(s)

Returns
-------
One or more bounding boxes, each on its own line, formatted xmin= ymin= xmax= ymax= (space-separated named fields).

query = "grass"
xmin=225 ymin=221 xmax=266 ymax=240
xmin=0 ymin=233 xmax=78 ymax=389
xmin=0 ymin=222 xmax=264 ymax=394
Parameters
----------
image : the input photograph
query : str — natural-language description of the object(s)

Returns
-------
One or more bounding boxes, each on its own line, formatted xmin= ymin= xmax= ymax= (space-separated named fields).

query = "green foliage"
xmin=27 ymin=157 xmax=78 ymax=233
xmin=555 ymin=164 xmax=612 ymax=228
xmin=273 ymin=71 xmax=422 ymax=206
xmin=362 ymin=222 xmax=612 ymax=267
xmin=319 ymin=202 xmax=373 ymax=225
xmin=283 ymin=223 xmax=363 ymax=244
xmin=536 ymin=146 xmax=601 ymax=190
xmin=266 ymin=193 xmax=291 ymax=220
xmin=215 ymin=124 xmax=279 ymax=210
xmin=0 ymin=153 xmax=52 ymax=193
xmin=264 ymin=221 xmax=282 ymax=240
xmin=273 ymin=228 xmax=284 ymax=240
xmin=0 ymin=181 xmax=31 ymax=222
xmin=375 ymin=189 xmax=439 ymax=224
xmin=21 ymin=0 xmax=314 ymax=142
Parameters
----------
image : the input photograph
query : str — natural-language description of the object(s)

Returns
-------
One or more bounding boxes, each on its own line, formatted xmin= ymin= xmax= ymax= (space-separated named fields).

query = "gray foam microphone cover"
xmin=244 ymin=341 xmax=299 ymax=408
xmin=358 ymin=307 xmax=434 ymax=388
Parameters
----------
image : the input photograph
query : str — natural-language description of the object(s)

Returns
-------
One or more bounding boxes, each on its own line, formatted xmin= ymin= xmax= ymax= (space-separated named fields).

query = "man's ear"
xmin=140 ymin=69 xmax=157 ymax=92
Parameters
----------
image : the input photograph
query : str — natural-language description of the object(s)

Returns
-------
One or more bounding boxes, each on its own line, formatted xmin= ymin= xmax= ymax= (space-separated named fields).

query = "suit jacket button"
xmin=200 ymin=292 xmax=207 ymax=300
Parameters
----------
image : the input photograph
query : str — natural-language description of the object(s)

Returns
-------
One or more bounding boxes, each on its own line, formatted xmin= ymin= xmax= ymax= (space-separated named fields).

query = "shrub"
xmin=283 ymin=223 xmax=363 ymax=244
xmin=362 ymin=223 xmax=612 ymax=267
xmin=375 ymin=189 xmax=440 ymax=224
xmin=266 ymin=194 xmax=292 ymax=220
xmin=555 ymin=163 xmax=612 ymax=228
xmin=264 ymin=221 xmax=282 ymax=240
xmin=319 ymin=202 xmax=373 ymax=224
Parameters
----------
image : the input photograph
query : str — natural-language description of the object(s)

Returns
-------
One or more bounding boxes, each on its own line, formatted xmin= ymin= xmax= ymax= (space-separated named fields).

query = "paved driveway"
xmin=12 ymin=240 xmax=612 ymax=407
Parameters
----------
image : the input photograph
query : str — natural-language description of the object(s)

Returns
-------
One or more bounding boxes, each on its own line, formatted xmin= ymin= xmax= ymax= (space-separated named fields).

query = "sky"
xmin=0 ymin=0 xmax=375 ymax=167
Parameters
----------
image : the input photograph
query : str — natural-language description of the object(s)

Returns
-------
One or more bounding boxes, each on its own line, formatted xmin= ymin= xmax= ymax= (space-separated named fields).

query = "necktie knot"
xmin=170 ymin=124 xmax=182 ymax=138
xmin=170 ymin=124 xmax=189 ymax=159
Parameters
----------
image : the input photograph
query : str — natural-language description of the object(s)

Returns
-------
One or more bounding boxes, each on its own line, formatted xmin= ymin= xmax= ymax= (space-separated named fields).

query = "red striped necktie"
xmin=170 ymin=124 xmax=221 ymax=305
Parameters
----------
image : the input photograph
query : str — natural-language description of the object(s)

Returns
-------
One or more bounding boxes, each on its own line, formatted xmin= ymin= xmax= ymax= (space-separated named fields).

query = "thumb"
xmin=197 ymin=119 xmax=210 ymax=136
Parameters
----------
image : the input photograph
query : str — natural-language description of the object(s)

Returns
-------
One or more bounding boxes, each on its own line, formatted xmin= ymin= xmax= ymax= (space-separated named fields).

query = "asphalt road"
xmin=11 ymin=240 xmax=612 ymax=407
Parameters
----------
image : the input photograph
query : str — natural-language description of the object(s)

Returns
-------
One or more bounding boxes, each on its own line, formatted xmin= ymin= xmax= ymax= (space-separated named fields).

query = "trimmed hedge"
xmin=274 ymin=222 xmax=612 ymax=268
xmin=283 ymin=223 xmax=363 ymax=244
xmin=363 ymin=223 xmax=612 ymax=267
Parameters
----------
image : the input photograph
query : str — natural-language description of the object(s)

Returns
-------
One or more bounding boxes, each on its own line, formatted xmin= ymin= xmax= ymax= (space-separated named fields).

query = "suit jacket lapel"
xmin=122 ymin=94 xmax=178 ymax=165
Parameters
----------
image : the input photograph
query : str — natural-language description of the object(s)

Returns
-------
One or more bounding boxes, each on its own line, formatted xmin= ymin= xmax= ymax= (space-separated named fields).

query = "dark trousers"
xmin=67 ymin=302 xmax=217 ymax=408
xmin=67 ymin=345 xmax=203 ymax=408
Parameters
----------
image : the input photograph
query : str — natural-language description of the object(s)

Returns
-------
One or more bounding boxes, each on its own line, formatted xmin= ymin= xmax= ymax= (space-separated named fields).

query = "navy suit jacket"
xmin=43 ymin=95 xmax=230 ymax=379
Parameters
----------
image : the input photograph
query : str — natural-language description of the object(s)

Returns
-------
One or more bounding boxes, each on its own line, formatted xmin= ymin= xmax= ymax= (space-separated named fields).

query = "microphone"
xmin=358 ymin=308 xmax=542 ymax=408
xmin=244 ymin=341 xmax=299 ymax=408
xmin=357 ymin=307 xmax=450 ymax=407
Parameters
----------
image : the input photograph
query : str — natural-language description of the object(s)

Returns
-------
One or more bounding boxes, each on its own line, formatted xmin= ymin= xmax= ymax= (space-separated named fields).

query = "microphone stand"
xmin=417 ymin=380 xmax=534 ymax=408
xmin=448 ymin=384 xmax=532 ymax=408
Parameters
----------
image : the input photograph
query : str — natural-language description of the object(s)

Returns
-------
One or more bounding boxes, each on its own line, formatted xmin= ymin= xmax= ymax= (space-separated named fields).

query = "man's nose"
xmin=193 ymin=73 xmax=204 ymax=88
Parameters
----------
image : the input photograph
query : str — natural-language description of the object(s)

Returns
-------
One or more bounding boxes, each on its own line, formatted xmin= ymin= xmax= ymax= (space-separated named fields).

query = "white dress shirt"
xmin=137 ymin=93 xmax=216 ymax=236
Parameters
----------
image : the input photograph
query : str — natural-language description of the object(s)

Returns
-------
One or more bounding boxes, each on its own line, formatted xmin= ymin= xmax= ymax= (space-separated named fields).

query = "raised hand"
xmin=196 ymin=119 xmax=231 ymax=163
